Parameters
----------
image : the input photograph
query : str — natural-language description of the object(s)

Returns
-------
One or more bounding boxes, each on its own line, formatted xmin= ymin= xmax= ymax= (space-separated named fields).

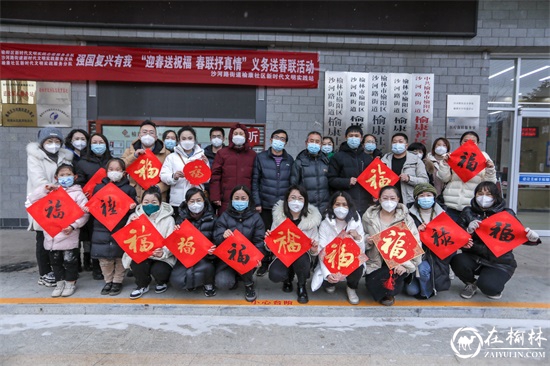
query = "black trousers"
xmin=169 ymin=259 xmax=215 ymax=290
xmin=215 ymin=261 xmax=254 ymax=289
xmin=322 ymin=265 xmax=363 ymax=290
xmin=130 ymin=259 xmax=173 ymax=288
xmin=260 ymin=209 xmax=274 ymax=266
xmin=36 ymin=231 xmax=51 ymax=276
xmin=365 ymin=265 xmax=407 ymax=302
xmin=451 ymin=253 xmax=512 ymax=296
xmin=49 ymin=248 xmax=79 ymax=282
xmin=268 ymin=253 xmax=311 ymax=286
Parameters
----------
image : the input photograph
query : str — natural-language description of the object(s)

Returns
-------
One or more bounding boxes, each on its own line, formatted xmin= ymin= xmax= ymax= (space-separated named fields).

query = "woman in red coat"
xmin=210 ymin=123 xmax=257 ymax=213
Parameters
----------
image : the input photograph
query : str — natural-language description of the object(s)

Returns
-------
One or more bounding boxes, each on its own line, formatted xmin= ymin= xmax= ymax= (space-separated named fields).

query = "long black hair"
xmin=85 ymin=133 xmax=112 ymax=161
xmin=65 ymin=129 xmax=89 ymax=151
xmin=474 ymin=181 xmax=503 ymax=207
xmin=283 ymin=185 xmax=309 ymax=219
xmin=229 ymin=185 xmax=255 ymax=209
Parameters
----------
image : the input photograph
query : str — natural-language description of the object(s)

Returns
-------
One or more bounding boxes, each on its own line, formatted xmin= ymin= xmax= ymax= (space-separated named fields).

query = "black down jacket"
xmin=290 ymin=149 xmax=331 ymax=213
xmin=459 ymin=198 xmax=525 ymax=277
xmin=327 ymin=142 xmax=374 ymax=214
xmin=176 ymin=200 xmax=217 ymax=242
xmin=75 ymin=152 xmax=110 ymax=186
xmin=252 ymin=149 xmax=294 ymax=209
xmin=213 ymin=206 xmax=266 ymax=253
xmin=91 ymin=177 xmax=138 ymax=259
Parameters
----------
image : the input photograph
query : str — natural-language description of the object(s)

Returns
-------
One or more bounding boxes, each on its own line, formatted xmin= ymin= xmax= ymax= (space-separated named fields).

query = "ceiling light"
xmin=489 ymin=66 xmax=515 ymax=79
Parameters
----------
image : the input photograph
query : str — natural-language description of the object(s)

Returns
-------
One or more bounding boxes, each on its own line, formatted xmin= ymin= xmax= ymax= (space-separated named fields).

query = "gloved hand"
xmin=467 ymin=220 xmax=482 ymax=234
xmin=525 ymin=228 xmax=540 ymax=242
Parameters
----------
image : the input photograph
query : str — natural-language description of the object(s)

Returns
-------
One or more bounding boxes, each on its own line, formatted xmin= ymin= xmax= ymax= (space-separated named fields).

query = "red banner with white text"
xmin=0 ymin=43 xmax=319 ymax=88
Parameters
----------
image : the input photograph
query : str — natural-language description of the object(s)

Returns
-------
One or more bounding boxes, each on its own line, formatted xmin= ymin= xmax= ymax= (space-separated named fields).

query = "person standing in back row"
xmin=327 ymin=125 xmax=373 ymax=216
xmin=252 ymin=129 xmax=294 ymax=276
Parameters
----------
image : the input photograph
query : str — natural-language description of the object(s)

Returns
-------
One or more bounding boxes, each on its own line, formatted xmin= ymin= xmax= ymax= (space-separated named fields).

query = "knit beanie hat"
xmin=413 ymin=183 xmax=437 ymax=198
xmin=38 ymin=127 xmax=63 ymax=146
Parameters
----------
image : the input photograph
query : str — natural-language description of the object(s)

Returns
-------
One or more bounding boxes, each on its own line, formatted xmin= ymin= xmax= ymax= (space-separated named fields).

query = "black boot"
xmin=83 ymin=252 xmax=92 ymax=272
xmin=282 ymin=279 xmax=293 ymax=293
xmin=297 ymin=284 xmax=308 ymax=304
xmin=92 ymin=259 xmax=104 ymax=280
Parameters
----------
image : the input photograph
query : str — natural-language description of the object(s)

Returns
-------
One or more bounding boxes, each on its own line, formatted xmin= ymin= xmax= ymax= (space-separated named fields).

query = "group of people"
xmin=25 ymin=121 xmax=541 ymax=305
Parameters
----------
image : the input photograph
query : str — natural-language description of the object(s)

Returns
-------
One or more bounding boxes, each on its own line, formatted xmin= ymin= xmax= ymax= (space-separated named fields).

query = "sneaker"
xmin=204 ymin=284 xmax=217 ymax=297
xmin=486 ymin=292 xmax=502 ymax=300
xmin=51 ymin=281 xmax=65 ymax=297
xmin=460 ymin=283 xmax=478 ymax=299
xmin=101 ymin=282 xmax=113 ymax=295
xmin=245 ymin=284 xmax=257 ymax=302
xmin=38 ymin=272 xmax=56 ymax=287
xmin=346 ymin=286 xmax=359 ymax=305
xmin=155 ymin=283 xmax=168 ymax=294
xmin=256 ymin=262 xmax=268 ymax=277
xmin=380 ymin=295 xmax=395 ymax=306
xmin=130 ymin=286 xmax=149 ymax=300
xmin=325 ymin=285 xmax=336 ymax=294
xmin=61 ymin=282 xmax=76 ymax=297
xmin=109 ymin=283 xmax=123 ymax=296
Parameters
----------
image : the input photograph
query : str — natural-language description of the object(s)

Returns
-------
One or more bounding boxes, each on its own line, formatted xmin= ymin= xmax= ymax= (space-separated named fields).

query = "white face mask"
xmin=188 ymin=201 xmax=205 ymax=214
xmin=44 ymin=143 xmax=61 ymax=154
xmin=334 ymin=207 xmax=349 ymax=219
xmin=288 ymin=200 xmax=304 ymax=213
xmin=476 ymin=195 xmax=494 ymax=208
xmin=381 ymin=200 xmax=398 ymax=212
xmin=140 ymin=134 xmax=155 ymax=147
xmin=107 ymin=171 xmax=124 ymax=182
xmin=72 ymin=140 xmax=86 ymax=150
xmin=232 ymin=135 xmax=246 ymax=146
xmin=434 ymin=146 xmax=447 ymax=156
xmin=180 ymin=140 xmax=195 ymax=151
xmin=211 ymin=137 xmax=223 ymax=148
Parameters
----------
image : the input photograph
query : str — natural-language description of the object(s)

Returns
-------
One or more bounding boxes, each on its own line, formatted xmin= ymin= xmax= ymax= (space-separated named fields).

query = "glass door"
xmin=513 ymin=109 xmax=550 ymax=236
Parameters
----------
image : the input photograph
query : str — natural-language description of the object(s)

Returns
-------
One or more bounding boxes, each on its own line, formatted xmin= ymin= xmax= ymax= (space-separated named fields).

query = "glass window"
xmin=486 ymin=111 xmax=513 ymax=196
xmin=488 ymin=59 xmax=516 ymax=107
xmin=518 ymin=59 xmax=550 ymax=108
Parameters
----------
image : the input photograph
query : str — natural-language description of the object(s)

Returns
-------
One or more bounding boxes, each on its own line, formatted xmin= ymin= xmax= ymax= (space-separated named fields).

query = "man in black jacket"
xmin=327 ymin=125 xmax=374 ymax=216
xmin=252 ymin=129 xmax=294 ymax=276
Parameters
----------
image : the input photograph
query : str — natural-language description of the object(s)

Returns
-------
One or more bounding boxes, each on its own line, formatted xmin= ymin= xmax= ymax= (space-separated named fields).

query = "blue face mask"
xmin=142 ymin=204 xmax=160 ymax=216
xmin=58 ymin=176 xmax=74 ymax=188
xmin=164 ymin=139 xmax=176 ymax=150
xmin=321 ymin=145 xmax=333 ymax=154
xmin=392 ymin=143 xmax=407 ymax=155
xmin=365 ymin=143 xmax=376 ymax=152
xmin=347 ymin=137 xmax=361 ymax=149
xmin=232 ymin=200 xmax=248 ymax=212
xmin=307 ymin=143 xmax=321 ymax=155
xmin=272 ymin=139 xmax=285 ymax=152
xmin=91 ymin=143 xmax=107 ymax=155
xmin=417 ymin=196 xmax=435 ymax=209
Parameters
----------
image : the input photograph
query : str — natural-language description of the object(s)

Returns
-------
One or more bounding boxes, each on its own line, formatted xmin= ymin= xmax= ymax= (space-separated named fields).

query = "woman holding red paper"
xmin=124 ymin=186 xmax=177 ymax=300
xmin=311 ymin=191 xmax=367 ymax=305
xmin=171 ymin=187 xmax=217 ymax=297
xmin=452 ymin=182 xmax=541 ymax=300
xmin=363 ymin=185 xmax=421 ymax=306
xmin=160 ymin=126 xmax=210 ymax=215
xmin=266 ymin=185 xmax=322 ymax=304
xmin=437 ymin=131 xmax=496 ymax=223
xmin=213 ymin=185 xmax=265 ymax=302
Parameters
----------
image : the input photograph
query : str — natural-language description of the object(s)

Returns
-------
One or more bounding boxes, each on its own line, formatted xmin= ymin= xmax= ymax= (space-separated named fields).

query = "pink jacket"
xmin=26 ymin=184 xmax=89 ymax=251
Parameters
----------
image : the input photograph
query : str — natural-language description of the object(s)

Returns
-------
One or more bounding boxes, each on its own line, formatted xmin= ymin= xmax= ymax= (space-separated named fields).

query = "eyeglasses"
xmin=141 ymin=130 xmax=156 ymax=136
xmin=272 ymin=135 xmax=287 ymax=142
xmin=188 ymin=199 xmax=204 ymax=204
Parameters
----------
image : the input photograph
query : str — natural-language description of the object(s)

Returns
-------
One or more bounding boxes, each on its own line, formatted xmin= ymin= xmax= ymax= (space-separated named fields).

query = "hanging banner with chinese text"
xmin=372 ymin=222 xmax=423 ymax=269
xmin=357 ymin=158 xmax=400 ymax=199
xmin=322 ymin=236 xmax=361 ymax=276
xmin=26 ymin=188 xmax=85 ymax=238
xmin=164 ymin=219 xmax=213 ymax=268
xmin=86 ymin=182 xmax=135 ymax=231
xmin=412 ymin=74 xmax=434 ymax=146
xmin=82 ymin=168 xmax=107 ymax=198
xmin=183 ymin=160 xmax=211 ymax=186
xmin=214 ymin=229 xmax=264 ymax=275
xmin=265 ymin=218 xmax=311 ymax=267
xmin=475 ymin=211 xmax=528 ymax=258
xmin=127 ymin=149 xmax=163 ymax=190
xmin=112 ymin=214 xmax=164 ymax=264
xmin=447 ymin=140 xmax=487 ymax=183
xmin=420 ymin=212 xmax=470 ymax=260
xmin=0 ymin=43 xmax=319 ymax=88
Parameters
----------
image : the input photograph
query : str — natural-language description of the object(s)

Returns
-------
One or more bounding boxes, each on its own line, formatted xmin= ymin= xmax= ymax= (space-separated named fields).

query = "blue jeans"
xmin=405 ymin=260 xmax=433 ymax=298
